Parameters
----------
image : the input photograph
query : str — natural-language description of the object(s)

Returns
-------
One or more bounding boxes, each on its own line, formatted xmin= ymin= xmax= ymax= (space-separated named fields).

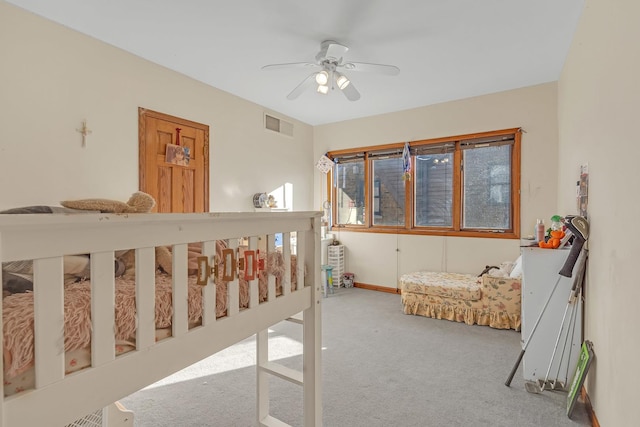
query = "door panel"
xmin=139 ymin=108 xmax=209 ymax=213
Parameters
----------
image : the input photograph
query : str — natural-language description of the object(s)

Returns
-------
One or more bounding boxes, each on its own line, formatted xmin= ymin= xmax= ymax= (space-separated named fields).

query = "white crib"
xmin=0 ymin=211 xmax=322 ymax=427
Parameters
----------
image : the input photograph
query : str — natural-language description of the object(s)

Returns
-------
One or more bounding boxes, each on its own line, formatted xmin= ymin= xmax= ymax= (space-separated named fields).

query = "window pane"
xmin=414 ymin=153 xmax=453 ymax=227
xmin=336 ymin=160 xmax=365 ymax=225
xmin=462 ymin=145 xmax=511 ymax=229
xmin=372 ymin=157 xmax=405 ymax=226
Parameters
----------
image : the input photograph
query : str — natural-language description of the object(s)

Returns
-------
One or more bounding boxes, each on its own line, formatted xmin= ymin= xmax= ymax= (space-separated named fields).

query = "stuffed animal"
xmin=60 ymin=192 xmax=166 ymax=276
xmin=539 ymin=229 xmax=565 ymax=249
xmin=118 ymin=245 xmax=173 ymax=278
xmin=60 ymin=191 xmax=156 ymax=213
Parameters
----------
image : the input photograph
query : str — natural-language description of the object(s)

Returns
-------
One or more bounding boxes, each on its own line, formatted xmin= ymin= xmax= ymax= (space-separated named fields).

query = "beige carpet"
xmin=121 ymin=287 xmax=591 ymax=426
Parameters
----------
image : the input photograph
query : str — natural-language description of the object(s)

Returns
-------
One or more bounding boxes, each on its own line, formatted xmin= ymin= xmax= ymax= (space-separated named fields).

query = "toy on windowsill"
xmin=539 ymin=215 xmax=565 ymax=249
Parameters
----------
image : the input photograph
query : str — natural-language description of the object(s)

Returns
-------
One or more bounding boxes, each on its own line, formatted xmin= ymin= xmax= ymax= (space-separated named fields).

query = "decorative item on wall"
xmin=577 ymin=164 xmax=588 ymax=218
xmin=316 ymin=154 xmax=334 ymax=174
xmin=76 ymin=119 xmax=92 ymax=147
xmin=165 ymin=143 xmax=190 ymax=166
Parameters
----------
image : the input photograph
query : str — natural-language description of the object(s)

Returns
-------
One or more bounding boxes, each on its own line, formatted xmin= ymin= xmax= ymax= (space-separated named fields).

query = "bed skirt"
xmin=401 ymin=283 xmax=521 ymax=331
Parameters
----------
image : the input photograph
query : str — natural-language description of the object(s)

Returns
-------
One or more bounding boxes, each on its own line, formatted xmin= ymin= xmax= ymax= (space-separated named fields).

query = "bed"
xmin=399 ymin=264 xmax=522 ymax=330
xmin=0 ymin=211 xmax=322 ymax=427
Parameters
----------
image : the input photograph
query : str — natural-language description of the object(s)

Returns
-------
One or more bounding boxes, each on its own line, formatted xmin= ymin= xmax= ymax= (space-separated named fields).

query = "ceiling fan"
xmin=261 ymin=40 xmax=400 ymax=101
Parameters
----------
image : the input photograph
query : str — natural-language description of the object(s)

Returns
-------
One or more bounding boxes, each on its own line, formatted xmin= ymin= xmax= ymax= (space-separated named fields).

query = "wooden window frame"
xmin=327 ymin=128 xmax=521 ymax=239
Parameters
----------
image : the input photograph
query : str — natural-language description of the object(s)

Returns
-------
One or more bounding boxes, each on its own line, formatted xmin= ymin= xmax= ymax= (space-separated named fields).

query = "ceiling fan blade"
xmin=340 ymin=81 xmax=361 ymax=101
xmin=262 ymin=62 xmax=319 ymax=71
xmin=342 ymin=62 xmax=400 ymax=76
xmin=286 ymin=73 xmax=317 ymax=100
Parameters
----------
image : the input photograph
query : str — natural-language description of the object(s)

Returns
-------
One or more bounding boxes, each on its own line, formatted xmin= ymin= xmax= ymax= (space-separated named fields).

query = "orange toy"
xmin=539 ymin=230 xmax=565 ymax=249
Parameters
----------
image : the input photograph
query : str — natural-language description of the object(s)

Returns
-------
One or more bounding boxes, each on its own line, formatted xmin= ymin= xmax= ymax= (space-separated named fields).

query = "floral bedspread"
xmin=399 ymin=271 xmax=482 ymax=301
xmin=400 ymin=272 xmax=521 ymax=330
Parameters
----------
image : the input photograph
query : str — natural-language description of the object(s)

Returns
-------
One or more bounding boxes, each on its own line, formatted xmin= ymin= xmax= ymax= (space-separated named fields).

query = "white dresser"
xmin=521 ymin=247 xmax=583 ymax=384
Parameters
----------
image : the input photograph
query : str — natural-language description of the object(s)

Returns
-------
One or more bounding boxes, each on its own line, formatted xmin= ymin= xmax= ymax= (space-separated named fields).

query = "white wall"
xmin=558 ymin=0 xmax=640 ymax=424
xmin=314 ymin=84 xmax=559 ymax=286
xmin=0 ymin=2 xmax=314 ymax=212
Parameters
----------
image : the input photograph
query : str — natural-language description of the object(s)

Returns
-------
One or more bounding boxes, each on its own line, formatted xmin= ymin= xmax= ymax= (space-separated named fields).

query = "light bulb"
xmin=315 ymin=71 xmax=329 ymax=85
xmin=317 ymin=85 xmax=329 ymax=95
xmin=336 ymin=73 xmax=350 ymax=90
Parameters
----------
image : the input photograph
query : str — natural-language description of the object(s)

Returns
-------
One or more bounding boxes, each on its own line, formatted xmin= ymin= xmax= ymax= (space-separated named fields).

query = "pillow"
xmin=509 ymin=255 xmax=523 ymax=279
xmin=61 ymin=191 xmax=156 ymax=213
xmin=499 ymin=261 xmax=516 ymax=275
xmin=487 ymin=267 xmax=509 ymax=277
xmin=0 ymin=205 xmax=92 ymax=214
xmin=60 ymin=198 xmax=132 ymax=213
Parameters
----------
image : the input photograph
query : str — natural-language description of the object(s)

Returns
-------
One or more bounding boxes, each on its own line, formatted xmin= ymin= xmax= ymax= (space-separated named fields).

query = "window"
xmin=335 ymin=158 xmax=365 ymax=225
xmin=414 ymin=143 xmax=454 ymax=227
xmin=327 ymin=128 xmax=521 ymax=238
xmin=370 ymin=153 xmax=405 ymax=227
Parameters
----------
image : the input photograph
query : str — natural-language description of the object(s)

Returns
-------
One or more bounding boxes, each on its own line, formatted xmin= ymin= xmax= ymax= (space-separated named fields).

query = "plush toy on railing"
xmin=538 ymin=215 xmax=565 ymax=249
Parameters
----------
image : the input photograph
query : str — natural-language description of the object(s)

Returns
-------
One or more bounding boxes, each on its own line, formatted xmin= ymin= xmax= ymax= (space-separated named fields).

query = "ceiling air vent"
xmin=264 ymin=114 xmax=293 ymax=137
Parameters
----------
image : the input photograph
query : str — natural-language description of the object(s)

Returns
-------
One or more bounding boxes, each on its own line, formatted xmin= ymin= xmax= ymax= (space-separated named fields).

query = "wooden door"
xmin=139 ymin=108 xmax=209 ymax=213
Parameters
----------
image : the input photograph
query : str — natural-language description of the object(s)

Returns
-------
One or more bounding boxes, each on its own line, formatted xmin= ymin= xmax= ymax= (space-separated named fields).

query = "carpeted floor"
xmin=120 ymin=287 xmax=591 ymax=426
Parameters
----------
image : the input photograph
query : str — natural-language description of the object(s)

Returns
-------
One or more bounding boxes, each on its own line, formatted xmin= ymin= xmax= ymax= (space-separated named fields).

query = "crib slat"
xmin=267 ymin=234 xmax=276 ymax=302
xmin=136 ymin=247 xmax=156 ymax=350
xmin=296 ymin=233 xmax=306 ymax=290
xmin=201 ymin=241 xmax=216 ymax=325
xmin=172 ymin=244 xmax=188 ymax=337
xmin=227 ymin=239 xmax=239 ymax=317
xmin=33 ymin=257 xmax=65 ymax=388
xmin=303 ymin=217 xmax=323 ymax=426
xmin=257 ymin=329 xmax=269 ymax=422
xmin=282 ymin=232 xmax=291 ymax=296
xmin=91 ymin=252 xmax=116 ymax=367
xmin=249 ymin=236 xmax=259 ymax=309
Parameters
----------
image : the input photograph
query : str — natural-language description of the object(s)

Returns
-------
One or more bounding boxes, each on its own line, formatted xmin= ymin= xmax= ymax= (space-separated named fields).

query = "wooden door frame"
xmin=138 ymin=107 xmax=210 ymax=211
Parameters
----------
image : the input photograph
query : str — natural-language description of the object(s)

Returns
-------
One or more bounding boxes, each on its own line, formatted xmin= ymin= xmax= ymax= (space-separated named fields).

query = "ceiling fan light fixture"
xmin=335 ymin=73 xmax=350 ymax=90
xmin=315 ymin=70 xmax=329 ymax=85
xmin=317 ymin=84 xmax=329 ymax=95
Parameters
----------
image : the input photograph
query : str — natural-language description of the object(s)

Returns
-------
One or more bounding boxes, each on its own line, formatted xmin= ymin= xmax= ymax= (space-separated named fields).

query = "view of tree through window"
xmin=462 ymin=144 xmax=511 ymax=229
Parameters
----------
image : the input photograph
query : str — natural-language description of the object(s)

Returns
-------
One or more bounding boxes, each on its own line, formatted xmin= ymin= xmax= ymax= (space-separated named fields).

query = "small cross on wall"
xmin=76 ymin=120 xmax=92 ymax=147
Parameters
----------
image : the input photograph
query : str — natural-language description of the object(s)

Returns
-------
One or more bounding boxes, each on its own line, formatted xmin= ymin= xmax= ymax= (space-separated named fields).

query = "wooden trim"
xmin=364 ymin=153 xmax=372 ymax=227
xmin=138 ymin=108 xmax=147 ymax=193
xmin=138 ymin=107 xmax=210 ymax=212
xmin=330 ymin=226 xmax=520 ymax=239
xmin=139 ymin=107 xmax=211 ymax=130
xmin=452 ymin=142 xmax=462 ymax=231
xmin=581 ymin=386 xmax=600 ymax=427
xmin=327 ymin=128 xmax=521 ymax=158
xmin=511 ymin=131 xmax=522 ymax=240
xmin=326 ymin=127 xmax=521 ymax=239
xmin=353 ymin=282 xmax=401 ymax=294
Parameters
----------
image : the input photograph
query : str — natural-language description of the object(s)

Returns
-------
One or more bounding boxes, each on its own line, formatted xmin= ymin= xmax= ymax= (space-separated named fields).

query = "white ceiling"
xmin=7 ymin=0 xmax=584 ymax=126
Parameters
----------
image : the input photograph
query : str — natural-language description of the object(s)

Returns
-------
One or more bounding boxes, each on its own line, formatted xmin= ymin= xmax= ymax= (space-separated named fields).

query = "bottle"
xmin=535 ymin=219 xmax=545 ymax=243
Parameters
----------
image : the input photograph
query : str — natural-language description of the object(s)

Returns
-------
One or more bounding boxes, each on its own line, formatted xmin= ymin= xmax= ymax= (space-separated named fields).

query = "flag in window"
xmin=402 ymin=142 xmax=411 ymax=181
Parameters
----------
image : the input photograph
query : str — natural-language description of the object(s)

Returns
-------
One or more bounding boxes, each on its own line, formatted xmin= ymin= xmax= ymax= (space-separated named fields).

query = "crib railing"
xmin=0 ymin=211 xmax=322 ymax=427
